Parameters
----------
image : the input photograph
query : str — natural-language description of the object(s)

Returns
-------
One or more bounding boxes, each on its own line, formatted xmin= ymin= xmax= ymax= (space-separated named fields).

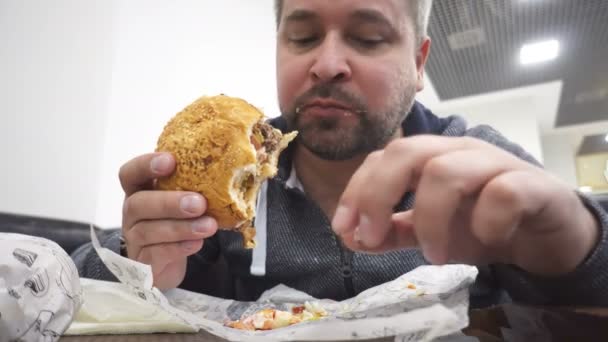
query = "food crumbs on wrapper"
xmin=226 ymin=301 xmax=328 ymax=331
xmin=406 ymin=282 xmax=426 ymax=296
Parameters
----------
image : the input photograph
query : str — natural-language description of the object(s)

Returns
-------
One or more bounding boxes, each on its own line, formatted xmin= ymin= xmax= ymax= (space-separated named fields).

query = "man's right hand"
xmin=119 ymin=152 xmax=218 ymax=290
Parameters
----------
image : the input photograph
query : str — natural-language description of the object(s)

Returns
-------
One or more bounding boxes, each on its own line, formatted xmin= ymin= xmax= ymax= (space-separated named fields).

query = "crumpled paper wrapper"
xmin=65 ymin=227 xmax=478 ymax=341
xmin=0 ymin=233 xmax=83 ymax=342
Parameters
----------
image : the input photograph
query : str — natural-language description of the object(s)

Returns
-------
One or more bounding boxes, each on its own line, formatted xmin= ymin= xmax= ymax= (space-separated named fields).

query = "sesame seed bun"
xmin=155 ymin=94 xmax=297 ymax=248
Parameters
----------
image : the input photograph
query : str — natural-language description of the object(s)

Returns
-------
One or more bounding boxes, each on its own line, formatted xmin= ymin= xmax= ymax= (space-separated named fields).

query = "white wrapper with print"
xmin=0 ymin=233 xmax=83 ymax=342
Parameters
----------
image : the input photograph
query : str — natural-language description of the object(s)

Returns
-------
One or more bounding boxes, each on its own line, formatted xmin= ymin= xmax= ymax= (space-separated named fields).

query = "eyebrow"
xmin=284 ymin=9 xmax=318 ymax=23
xmin=350 ymin=9 xmax=394 ymax=27
xmin=283 ymin=8 xmax=395 ymax=30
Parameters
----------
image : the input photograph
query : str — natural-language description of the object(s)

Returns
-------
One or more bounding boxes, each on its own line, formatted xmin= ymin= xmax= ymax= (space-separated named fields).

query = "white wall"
xmin=94 ymin=0 xmax=277 ymax=227
xmin=540 ymin=134 xmax=580 ymax=187
xmin=0 ymin=0 xmax=114 ymax=223
xmin=541 ymin=121 xmax=608 ymax=188
xmin=433 ymin=93 xmax=546 ymax=164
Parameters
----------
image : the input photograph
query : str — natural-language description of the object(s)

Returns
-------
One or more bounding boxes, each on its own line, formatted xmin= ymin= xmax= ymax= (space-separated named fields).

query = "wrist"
xmin=571 ymin=194 xmax=602 ymax=268
xmin=514 ymin=191 xmax=601 ymax=277
xmin=539 ymin=193 xmax=600 ymax=276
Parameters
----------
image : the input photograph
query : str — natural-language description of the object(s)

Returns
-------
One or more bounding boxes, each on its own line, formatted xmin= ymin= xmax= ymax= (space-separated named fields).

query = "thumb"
xmin=392 ymin=210 xmax=415 ymax=231
xmin=391 ymin=210 xmax=419 ymax=248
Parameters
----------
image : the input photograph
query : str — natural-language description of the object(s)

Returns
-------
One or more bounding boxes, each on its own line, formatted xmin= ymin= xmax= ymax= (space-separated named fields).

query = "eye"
xmin=289 ymin=36 xmax=319 ymax=47
xmin=351 ymin=36 xmax=384 ymax=49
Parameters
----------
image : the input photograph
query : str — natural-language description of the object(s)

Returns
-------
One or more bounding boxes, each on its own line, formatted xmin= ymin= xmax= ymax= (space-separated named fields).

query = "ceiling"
xmin=425 ymin=0 xmax=608 ymax=128
xmin=578 ymin=133 xmax=608 ymax=155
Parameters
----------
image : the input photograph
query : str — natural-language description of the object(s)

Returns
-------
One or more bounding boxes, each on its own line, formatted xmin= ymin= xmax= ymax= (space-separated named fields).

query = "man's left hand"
xmin=332 ymin=136 xmax=600 ymax=276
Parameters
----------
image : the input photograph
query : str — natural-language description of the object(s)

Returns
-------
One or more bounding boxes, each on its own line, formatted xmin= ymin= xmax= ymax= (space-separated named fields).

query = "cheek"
xmin=276 ymin=52 xmax=309 ymax=112
xmin=357 ymin=63 xmax=408 ymax=110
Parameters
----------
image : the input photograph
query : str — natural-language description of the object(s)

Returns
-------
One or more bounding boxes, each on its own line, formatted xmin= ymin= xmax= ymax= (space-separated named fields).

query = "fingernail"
xmin=151 ymin=154 xmax=171 ymax=174
xmin=422 ymin=246 xmax=443 ymax=265
xmin=419 ymin=242 xmax=431 ymax=261
xmin=332 ymin=205 xmax=352 ymax=234
xmin=354 ymin=227 xmax=362 ymax=242
xmin=423 ymin=250 xmax=437 ymax=264
xmin=358 ymin=214 xmax=373 ymax=243
xmin=180 ymin=240 xmax=199 ymax=250
xmin=192 ymin=217 xmax=215 ymax=234
xmin=180 ymin=195 xmax=203 ymax=214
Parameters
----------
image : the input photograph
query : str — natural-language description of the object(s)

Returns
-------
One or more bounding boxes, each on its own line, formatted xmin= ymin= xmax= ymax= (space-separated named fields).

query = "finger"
xmin=340 ymin=210 xmax=418 ymax=253
xmin=391 ymin=210 xmax=416 ymax=236
xmin=137 ymin=239 xmax=204 ymax=278
xmin=334 ymin=136 xmax=480 ymax=240
xmin=122 ymin=191 xmax=207 ymax=230
xmin=351 ymin=149 xmax=401 ymax=248
xmin=414 ymin=149 xmax=518 ymax=264
xmin=474 ymin=170 xmax=594 ymax=274
xmin=153 ymin=259 xmax=188 ymax=290
xmin=125 ymin=216 xmax=218 ymax=256
xmin=119 ymin=153 xmax=175 ymax=196
xmin=380 ymin=211 xmax=419 ymax=250
xmin=471 ymin=170 xmax=543 ymax=249
xmin=332 ymin=151 xmax=384 ymax=235
xmin=139 ymin=239 xmax=205 ymax=265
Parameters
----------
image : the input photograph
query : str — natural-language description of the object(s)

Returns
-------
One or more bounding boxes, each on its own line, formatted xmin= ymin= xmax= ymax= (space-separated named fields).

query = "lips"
xmin=301 ymin=99 xmax=353 ymax=111
xmin=296 ymin=99 xmax=357 ymax=119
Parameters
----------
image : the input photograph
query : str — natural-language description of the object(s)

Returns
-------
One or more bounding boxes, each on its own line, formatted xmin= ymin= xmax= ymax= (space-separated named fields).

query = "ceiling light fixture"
xmin=578 ymin=186 xmax=593 ymax=193
xmin=520 ymin=39 xmax=560 ymax=65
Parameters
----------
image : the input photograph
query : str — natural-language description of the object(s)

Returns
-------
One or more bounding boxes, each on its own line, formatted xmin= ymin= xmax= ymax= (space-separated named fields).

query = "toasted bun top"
xmin=155 ymin=94 xmax=264 ymax=229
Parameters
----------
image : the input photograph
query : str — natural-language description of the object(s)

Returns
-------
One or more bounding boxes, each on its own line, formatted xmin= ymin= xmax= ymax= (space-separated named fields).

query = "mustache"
xmin=292 ymin=84 xmax=368 ymax=115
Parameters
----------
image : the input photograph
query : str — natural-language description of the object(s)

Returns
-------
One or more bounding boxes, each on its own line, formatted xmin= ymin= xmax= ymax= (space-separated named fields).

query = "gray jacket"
xmin=72 ymin=102 xmax=608 ymax=309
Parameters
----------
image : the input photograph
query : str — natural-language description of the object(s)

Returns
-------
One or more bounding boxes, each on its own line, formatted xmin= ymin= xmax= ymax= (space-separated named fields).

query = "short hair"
xmin=273 ymin=0 xmax=433 ymax=44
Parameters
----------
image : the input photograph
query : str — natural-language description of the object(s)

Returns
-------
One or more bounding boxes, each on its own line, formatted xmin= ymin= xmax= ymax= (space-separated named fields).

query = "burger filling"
xmin=228 ymin=121 xmax=286 ymax=248
xmin=250 ymin=121 xmax=283 ymax=165
xmin=239 ymin=173 xmax=255 ymax=197
xmin=229 ymin=121 xmax=297 ymax=249
xmin=235 ymin=121 xmax=284 ymax=200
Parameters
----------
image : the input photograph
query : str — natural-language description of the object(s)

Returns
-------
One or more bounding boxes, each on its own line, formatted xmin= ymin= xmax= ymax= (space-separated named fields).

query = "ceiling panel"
xmin=425 ymin=0 xmax=608 ymax=128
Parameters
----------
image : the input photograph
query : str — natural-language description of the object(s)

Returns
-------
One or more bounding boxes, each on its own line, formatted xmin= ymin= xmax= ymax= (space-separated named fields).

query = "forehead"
xmin=281 ymin=0 xmax=410 ymax=28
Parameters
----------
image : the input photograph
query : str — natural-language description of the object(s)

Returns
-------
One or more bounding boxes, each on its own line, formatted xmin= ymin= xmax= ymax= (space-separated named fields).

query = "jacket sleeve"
xmin=465 ymin=124 xmax=608 ymax=306
xmin=70 ymin=229 xmax=121 ymax=282
xmin=70 ymin=229 xmax=223 ymax=288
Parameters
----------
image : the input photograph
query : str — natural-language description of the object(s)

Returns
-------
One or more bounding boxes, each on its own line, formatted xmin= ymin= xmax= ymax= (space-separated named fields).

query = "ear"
xmin=415 ymin=37 xmax=432 ymax=92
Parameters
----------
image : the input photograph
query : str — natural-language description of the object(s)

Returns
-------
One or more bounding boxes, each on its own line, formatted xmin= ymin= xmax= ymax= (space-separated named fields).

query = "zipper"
xmin=283 ymin=185 xmax=357 ymax=298
xmin=337 ymin=239 xmax=355 ymax=298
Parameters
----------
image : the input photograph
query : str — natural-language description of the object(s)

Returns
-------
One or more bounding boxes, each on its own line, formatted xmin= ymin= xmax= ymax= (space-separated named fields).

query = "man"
xmin=73 ymin=0 xmax=608 ymax=308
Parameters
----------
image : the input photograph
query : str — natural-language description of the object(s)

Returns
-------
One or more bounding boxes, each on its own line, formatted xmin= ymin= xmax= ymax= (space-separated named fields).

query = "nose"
xmin=309 ymin=34 xmax=352 ymax=83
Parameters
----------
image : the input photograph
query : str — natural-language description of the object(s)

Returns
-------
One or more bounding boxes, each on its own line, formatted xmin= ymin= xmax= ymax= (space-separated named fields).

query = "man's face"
xmin=276 ymin=0 xmax=429 ymax=160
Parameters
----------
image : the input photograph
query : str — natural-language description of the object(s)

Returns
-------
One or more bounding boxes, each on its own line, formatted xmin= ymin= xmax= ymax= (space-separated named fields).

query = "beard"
xmin=282 ymin=83 xmax=417 ymax=161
